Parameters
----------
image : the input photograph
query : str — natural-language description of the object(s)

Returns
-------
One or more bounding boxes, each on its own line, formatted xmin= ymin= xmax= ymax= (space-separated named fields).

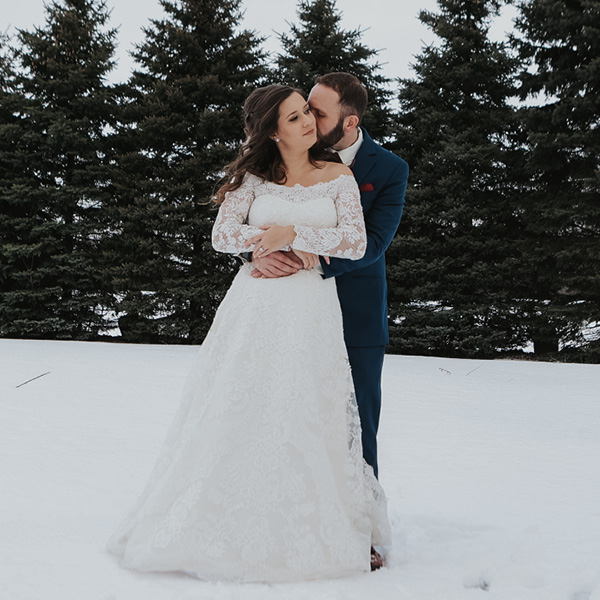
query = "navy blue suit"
xmin=321 ymin=129 xmax=408 ymax=477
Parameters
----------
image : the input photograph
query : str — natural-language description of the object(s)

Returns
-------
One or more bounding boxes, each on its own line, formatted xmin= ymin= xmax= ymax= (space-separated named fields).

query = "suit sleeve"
xmin=320 ymin=159 xmax=408 ymax=278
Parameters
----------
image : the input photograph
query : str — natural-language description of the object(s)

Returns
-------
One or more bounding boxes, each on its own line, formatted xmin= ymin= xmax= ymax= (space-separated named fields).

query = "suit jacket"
xmin=321 ymin=129 xmax=408 ymax=347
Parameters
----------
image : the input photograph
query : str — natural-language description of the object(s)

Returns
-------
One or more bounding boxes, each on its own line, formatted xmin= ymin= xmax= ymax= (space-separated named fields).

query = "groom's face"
xmin=308 ymin=84 xmax=345 ymax=149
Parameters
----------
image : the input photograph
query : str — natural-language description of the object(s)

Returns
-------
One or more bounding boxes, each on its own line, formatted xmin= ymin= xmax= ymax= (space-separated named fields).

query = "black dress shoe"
xmin=370 ymin=546 xmax=385 ymax=571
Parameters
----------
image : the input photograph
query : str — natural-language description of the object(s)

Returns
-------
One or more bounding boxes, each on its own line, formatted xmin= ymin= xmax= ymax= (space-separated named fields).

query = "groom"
xmin=252 ymin=72 xmax=408 ymax=482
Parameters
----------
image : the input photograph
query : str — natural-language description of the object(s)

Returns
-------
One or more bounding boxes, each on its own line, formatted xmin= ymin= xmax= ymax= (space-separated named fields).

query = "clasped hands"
xmin=245 ymin=224 xmax=330 ymax=279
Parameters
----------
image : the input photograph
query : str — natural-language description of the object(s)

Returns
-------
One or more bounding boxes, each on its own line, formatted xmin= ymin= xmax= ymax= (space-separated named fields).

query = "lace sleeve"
xmin=292 ymin=175 xmax=367 ymax=259
xmin=212 ymin=174 xmax=265 ymax=254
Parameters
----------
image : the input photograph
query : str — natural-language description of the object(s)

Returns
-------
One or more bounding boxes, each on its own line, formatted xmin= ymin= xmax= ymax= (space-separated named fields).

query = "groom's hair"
xmin=315 ymin=72 xmax=368 ymax=124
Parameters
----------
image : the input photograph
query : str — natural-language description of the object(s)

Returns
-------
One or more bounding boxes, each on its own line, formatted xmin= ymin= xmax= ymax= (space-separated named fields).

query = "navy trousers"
xmin=346 ymin=345 xmax=386 ymax=479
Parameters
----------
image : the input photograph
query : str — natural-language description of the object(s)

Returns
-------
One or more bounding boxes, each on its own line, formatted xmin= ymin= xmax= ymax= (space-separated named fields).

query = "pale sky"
xmin=2 ymin=0 xmax=519 ymax=84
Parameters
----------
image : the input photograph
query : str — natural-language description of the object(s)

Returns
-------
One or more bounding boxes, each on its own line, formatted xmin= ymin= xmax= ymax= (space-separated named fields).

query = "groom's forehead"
xmin=308 ymin=85 xmax=341 ymax=112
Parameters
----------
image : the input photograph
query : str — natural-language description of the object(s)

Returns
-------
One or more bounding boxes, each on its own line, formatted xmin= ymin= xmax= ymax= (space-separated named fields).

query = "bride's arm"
xmin=211 ymin=174 xmax=266 ymax=254
xmin=291 ymin=175 xmax=367 ymax=260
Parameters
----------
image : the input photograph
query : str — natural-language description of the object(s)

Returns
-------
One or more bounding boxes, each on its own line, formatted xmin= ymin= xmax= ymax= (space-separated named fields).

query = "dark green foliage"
xmin=2 ymin=0 xmax=596 ymax=360
xmin=276 ymin=0 xmax=393 ymax=141
xmin=103 ymin=0 xmax=269 ymax=343
xmin=0 ymin=0 xmax=117 ymax=339
xmin=387 ymin=0 xmax=524 ymax=358
xmin=512 ymin=0 xmax=600 ymax=359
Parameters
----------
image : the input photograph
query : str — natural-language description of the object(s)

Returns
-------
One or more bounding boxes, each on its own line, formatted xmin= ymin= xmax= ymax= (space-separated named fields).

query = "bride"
xmin=107 ymin=84 xmax=390 ymax=582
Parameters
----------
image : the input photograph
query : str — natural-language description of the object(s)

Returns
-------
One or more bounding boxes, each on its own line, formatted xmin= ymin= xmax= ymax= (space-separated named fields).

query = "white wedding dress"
xmin=107 ymin=173 xmax=391 ymax=582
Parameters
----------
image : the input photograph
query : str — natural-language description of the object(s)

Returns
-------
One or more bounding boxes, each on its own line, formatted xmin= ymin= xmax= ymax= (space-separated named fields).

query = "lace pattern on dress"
xmin=108 ymin=170 xmax=390 ymax=583
xmin=212 ymin=173 xmax=366 ymax=259
xmin=211 ymin=173 xmax=265 ymax=254
xmin=107 ymin=267 xmax=391 ymax=582
xmin=290 ymin=175 xmax=366 ymax=259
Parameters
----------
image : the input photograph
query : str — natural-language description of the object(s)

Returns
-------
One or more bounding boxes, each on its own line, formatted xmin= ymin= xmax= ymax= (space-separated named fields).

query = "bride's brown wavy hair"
xmin=215 ymin=85 xmax=324 ymax=204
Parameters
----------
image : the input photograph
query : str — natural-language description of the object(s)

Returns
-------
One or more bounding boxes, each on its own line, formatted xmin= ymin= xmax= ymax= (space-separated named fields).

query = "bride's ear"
xmin=270 ymin=133 xmax=280 ymax=143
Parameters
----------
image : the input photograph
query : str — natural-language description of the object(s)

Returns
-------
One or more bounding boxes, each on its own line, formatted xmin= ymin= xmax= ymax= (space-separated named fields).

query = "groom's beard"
xmin=316 ymin=117 xmax=346 ymax=150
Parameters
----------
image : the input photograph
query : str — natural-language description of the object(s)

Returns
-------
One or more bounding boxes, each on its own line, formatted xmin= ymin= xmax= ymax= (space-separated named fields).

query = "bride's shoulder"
xmin=318 ymin=161 xmax=353 ymax=181
xmin=243 ymin=172 xmax=265 ymax=185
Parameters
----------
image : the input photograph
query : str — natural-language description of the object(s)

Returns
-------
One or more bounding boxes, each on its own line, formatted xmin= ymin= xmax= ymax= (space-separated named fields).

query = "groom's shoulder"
xmin=374 ymin=143 xmax=408 ymax=175
xmin=362 ymin=129 xmax=408 ymax=176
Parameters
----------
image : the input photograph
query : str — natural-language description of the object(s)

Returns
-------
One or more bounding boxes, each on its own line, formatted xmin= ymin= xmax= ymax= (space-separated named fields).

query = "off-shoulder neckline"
xmin=260 ymin=173 xmax=354 ymax=190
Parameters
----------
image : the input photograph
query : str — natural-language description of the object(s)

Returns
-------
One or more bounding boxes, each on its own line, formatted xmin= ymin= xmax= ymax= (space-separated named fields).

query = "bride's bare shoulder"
xmin=317 ymin=161 xmax=353 ymax=180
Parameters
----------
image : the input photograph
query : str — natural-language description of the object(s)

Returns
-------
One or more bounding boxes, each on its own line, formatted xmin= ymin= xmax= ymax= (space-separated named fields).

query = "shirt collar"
xmin=331 ymin=128 xmax=364 ymax=166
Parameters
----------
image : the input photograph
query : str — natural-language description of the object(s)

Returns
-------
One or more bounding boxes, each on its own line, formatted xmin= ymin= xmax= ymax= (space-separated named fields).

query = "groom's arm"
xmin=320 ymin=160 xmax=408 ymax=278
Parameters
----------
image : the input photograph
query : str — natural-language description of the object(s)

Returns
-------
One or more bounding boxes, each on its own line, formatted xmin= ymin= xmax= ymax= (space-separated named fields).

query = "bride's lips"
xmin=304 ymin=128 xmax=315 ymax=136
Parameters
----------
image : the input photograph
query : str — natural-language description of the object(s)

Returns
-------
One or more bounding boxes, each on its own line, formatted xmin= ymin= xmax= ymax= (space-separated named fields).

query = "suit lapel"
xmin=352 ymin=128 xmax=377 ymax=185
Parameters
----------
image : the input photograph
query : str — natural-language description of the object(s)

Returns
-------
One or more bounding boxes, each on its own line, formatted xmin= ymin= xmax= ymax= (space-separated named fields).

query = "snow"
xmin=1 ymin=338 xmax=599 ymax=600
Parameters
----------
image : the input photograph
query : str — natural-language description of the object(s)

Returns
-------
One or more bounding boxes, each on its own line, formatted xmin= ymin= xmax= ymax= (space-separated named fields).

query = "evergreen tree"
xmin=512 ymin=0 xmax=600 ymax=360
xmin=387 ymin=0 xmax=523 ymax=358
xmin=104 ymin=0 xmax=268 ymax=343
xmin=276 ymin=0 xmax=393 ymax=140
xmin=0 ymin=33 xmax=21 ymax=314
xmin=0 ymin=0 xmax=117 ymax=339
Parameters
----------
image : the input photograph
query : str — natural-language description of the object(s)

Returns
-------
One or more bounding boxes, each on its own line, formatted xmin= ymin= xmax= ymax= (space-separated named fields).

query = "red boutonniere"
xmin=359 ymin=183 xmax=374 ymax=192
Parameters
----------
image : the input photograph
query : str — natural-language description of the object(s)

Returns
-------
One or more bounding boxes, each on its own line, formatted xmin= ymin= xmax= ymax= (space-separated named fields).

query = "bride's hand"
xmin=292 ymin=249 xmax=329 ymax=269
xmin=246 ymin=224 xmax=296 ymax=259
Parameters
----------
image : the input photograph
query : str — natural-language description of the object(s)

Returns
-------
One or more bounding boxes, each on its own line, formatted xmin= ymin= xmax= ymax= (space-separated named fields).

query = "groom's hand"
xmin=251 ymin=250 xmax=303 ymax=278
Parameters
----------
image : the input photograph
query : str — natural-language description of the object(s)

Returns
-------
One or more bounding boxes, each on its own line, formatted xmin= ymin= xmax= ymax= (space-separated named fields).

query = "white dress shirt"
xmin=332 ymin=127 xmax=364 ymax=166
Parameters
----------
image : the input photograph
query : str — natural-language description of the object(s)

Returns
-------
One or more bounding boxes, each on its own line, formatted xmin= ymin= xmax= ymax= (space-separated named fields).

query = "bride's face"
xmin=272 ymin=92 xmax=317 ymax=151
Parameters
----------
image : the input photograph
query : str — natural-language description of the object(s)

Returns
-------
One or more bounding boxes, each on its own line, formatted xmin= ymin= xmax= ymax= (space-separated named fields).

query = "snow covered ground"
xmin=1 ymin=338 xmax=599 ymax=600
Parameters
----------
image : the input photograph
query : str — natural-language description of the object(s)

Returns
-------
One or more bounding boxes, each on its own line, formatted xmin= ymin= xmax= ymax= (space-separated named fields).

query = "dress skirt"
xmin=107 ymin=264 xmax=390 ymax=582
